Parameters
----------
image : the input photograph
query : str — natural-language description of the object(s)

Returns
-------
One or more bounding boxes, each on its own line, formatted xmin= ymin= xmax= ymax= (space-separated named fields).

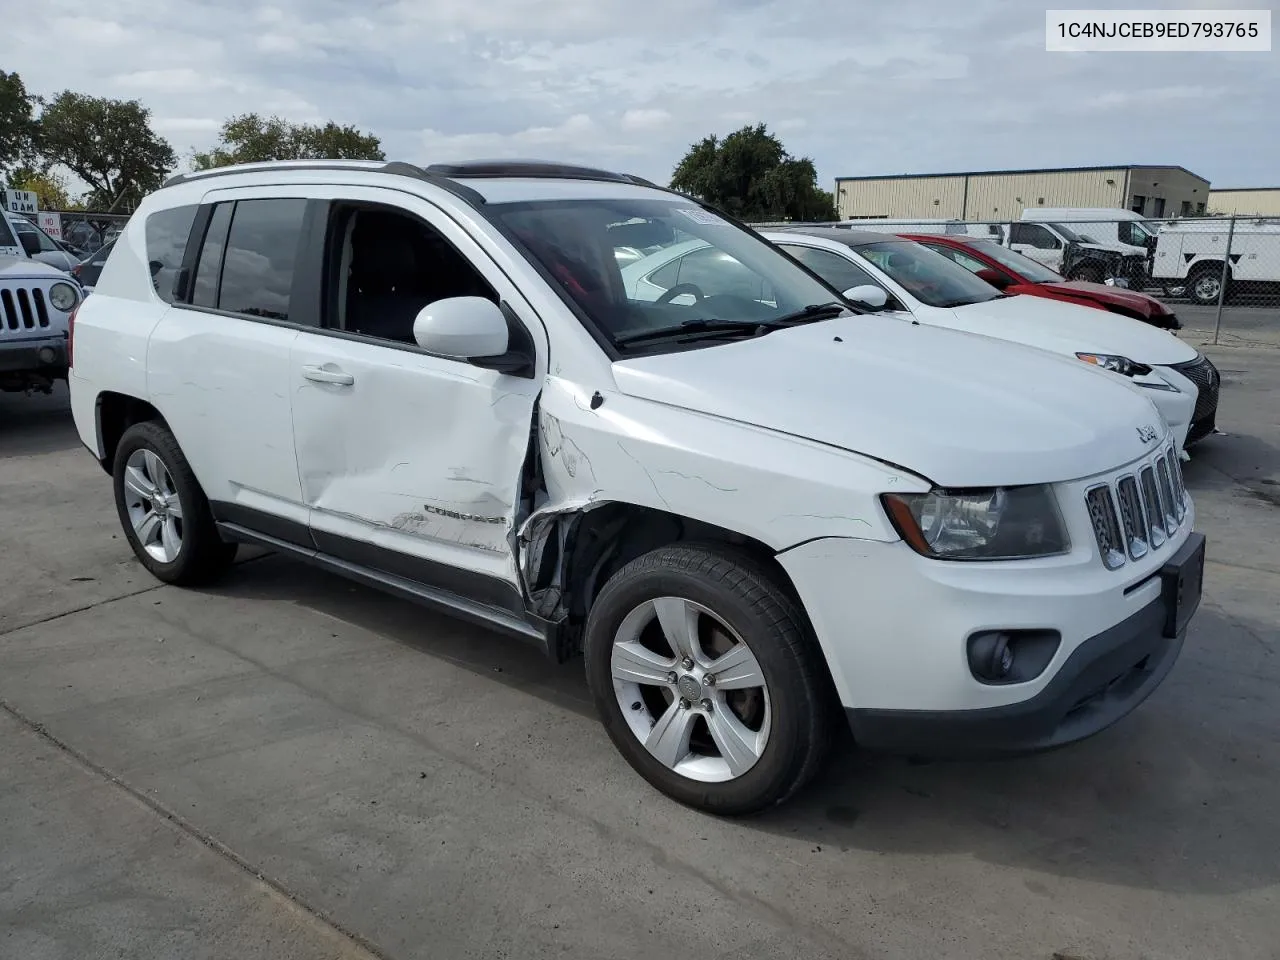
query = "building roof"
xmin=835 ymin=164 xmax=1209 ymax=183
xmin=1208 ymin=186 xmax=1280 ymax=193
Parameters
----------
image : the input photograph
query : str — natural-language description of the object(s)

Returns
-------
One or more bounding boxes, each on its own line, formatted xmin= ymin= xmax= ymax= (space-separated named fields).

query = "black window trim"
xmin=168 ymin=188 xmax=546 ymax=374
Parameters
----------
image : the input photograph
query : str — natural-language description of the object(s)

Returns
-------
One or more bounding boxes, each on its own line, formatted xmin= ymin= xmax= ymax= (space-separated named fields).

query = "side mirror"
xmin=19 ymin=233 xmax=41 ymax=257
xmin=843 ymin=284 xmax=889 ymax=310
xmin=413 ymin=296 xmax=508 ymax=358
xmin=412 ymin=297 xmax=535 ymax=377
xmin=975 ymin=268 xmax=1012 ymax=290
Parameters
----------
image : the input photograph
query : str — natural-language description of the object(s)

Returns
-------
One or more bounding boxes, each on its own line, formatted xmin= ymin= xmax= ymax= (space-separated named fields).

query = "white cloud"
xmin=4 ymin=0 xmax=1277 ymax=193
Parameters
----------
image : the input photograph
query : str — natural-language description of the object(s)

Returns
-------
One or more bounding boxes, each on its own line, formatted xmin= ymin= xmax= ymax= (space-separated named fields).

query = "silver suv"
xmin=0 ymin=214 xmax=82 ymax=394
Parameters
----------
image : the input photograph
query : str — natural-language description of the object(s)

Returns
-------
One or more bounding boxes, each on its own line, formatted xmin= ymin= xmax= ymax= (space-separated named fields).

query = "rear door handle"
xmin=301 ymin=364 xmax=355 ymax=386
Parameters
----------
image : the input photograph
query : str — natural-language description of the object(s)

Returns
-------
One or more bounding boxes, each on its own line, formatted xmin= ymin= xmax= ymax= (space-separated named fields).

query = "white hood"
xmin=612 ymin=314 xmax=1167 ymax=488
xmin=934 ymin=294 xmax=1197 ymax=366
xmin=0 ymin=255 xmax=71 ymax=282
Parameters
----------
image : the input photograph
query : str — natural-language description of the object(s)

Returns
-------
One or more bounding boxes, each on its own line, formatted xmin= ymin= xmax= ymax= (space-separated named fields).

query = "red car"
xmin=898 ymin=233 xmax=1181 ymax=330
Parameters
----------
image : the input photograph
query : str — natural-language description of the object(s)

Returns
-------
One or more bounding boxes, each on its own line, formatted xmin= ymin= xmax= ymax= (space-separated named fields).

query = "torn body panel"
xmin=289 ymin=332 xmax=542 ymax=589
xmin=517 ymin=376 xmax=919 ymax=646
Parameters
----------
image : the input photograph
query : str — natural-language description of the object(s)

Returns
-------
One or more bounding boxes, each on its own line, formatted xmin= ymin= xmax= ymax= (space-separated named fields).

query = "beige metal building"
xmin=1205 ymin=187 xmax=1280 ymax=217
xmin=835 ymin=164 xmax=1211 ymax=221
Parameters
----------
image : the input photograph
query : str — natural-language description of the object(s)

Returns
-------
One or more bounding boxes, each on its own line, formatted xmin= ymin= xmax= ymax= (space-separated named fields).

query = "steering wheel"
xmin=657 ymin=282 xmax=705 ymax=304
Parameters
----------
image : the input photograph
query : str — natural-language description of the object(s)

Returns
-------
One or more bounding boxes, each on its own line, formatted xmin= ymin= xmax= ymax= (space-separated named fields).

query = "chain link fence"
xmin=34 ymin=211 xmax=132 ymax=259
xmin=748 ymin=215 xmax=1280 ymax=349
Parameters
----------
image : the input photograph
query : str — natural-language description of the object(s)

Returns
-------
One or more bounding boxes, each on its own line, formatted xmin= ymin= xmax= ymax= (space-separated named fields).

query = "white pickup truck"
xmin=1152 ymin=218 xmax=1280 ymax=305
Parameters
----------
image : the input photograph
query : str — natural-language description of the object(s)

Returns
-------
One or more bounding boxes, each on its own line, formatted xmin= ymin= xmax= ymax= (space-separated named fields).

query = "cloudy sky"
xmin=9 ymin=0 xmax=1279 ymax=191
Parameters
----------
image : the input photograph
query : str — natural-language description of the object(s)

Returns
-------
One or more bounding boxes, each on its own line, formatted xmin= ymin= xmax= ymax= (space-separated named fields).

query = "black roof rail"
xmin=160 ymin=159 xmax=488 ymax=207
xmin=423 ymin=160 xmax=639 ymax=184
xmin=159 ymin=158 xmax=668 ymax=207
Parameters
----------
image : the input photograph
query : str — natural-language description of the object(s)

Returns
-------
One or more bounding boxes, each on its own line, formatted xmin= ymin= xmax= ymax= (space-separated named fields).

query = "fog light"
xmin=968 ymin=632 xmax=1013 ymax=682
xmin=966 ymin=629 xmax=1062 ymax=686
xmin=37 ymin=346 xmax=57 ymax=364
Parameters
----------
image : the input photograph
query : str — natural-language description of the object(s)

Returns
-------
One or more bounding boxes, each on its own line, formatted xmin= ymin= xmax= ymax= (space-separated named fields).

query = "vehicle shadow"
xmin=0 ymin=382 xmax=80 ymax=457
xmin=742 ymin=601 xmax=1279 ymax=898
xmin=203 ymin=551 xmax=1279 ymax=898
xmin=206 ymin=554 xmax=597 ymax=720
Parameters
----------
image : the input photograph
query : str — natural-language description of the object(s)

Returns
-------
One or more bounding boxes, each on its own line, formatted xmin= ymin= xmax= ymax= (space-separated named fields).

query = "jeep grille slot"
xmin=1138 ymin=467 xmax=1166 ymax=549
xmin=1115 ymin=476 xmax=1149 ymax=560
xmin=1155 ymin=456 xmax=1178 ymax=535
xmin=1 ymin=286 xmax=51 ymax=331
xmin=1086 ymin=485 xmax=1126 ymax=570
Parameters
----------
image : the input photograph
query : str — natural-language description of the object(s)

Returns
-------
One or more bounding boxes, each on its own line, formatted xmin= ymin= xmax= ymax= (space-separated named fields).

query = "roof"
xmin=161 ymin=159 xmax=663 ymax=207
xmin=768 ymin=226 xmax=899 ymax=246
xmin=835 ymin=164 xmax=1210 ymax=184
xmin=1208 ymin=186 xmax=1280 ymax=193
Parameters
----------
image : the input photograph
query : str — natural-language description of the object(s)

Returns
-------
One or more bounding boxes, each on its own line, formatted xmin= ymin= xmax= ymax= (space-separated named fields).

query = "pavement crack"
xmin=0 ymin=583 xmax=166 ymax=640
xmin=0 ymin=697 xmax=391 ymax=960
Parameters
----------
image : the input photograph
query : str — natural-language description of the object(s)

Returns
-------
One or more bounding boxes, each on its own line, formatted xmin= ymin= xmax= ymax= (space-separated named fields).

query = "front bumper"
xmin=777 ymin=481 xmax=1201 ymax=745
xmin=1170 ymin=355 xmax=1221 ymax=445
xmin=848 ymin=534 xmax=1202 ymax=757
xmin=0 ymin=335 xmax=67 ymax=375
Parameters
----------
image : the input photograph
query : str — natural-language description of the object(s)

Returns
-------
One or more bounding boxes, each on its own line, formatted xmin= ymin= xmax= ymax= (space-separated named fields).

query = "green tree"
xmin=192 ymin=113 xmax=385 ymax=169
xmin=0 ymin=71 xmax=41 ymax=174
xmin=670 ymin=124 xmax=836 ymax=222
xmin=38 ymin=91 xmax=176 ymax=212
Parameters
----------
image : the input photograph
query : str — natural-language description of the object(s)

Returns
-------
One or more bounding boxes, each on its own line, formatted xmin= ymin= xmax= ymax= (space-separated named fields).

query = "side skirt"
xmin=214 ymin=520 xmax=559 ymax=656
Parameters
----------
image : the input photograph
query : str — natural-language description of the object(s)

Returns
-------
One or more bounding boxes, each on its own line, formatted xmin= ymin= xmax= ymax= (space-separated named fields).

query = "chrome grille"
xmin=1155 ymin=456 xmax=1178 ymax=535
xmin=1172 ymin=354 xmax=1220 ymax=425
xmin=1088 ymin=442 xmax=1194 ymax=570
xmin=1168 ymin=448 xmax=1187 ymax=518
xmin=1139 ymin=467 xmax=1167 ymax=549
xmin=0 ymin=286 xmax=51 ymax=332
xmin=1115 ymin=476 xmax=1149 ymax=560
xmin=1086 ymin=485 xmax=1126 ymax=570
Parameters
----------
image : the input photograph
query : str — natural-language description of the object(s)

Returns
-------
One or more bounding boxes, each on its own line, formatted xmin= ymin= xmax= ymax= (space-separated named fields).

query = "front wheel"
xmin=584 ymin=543 xmax=833 ymax=815
xmin=1069 ymin=262 xmax=1105 ymax=284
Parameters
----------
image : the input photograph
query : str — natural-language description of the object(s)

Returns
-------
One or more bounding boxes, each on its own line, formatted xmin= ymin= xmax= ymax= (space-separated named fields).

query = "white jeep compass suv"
xmin=68 ymin=159 xmax=1205 ymax=814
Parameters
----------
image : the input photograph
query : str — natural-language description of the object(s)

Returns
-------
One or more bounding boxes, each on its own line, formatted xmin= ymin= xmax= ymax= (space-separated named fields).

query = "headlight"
xmin=1076 ymin=352 xmax=1150 ymax=377
xmin=881 ymin=486 xmax=1070 ymax=561
xmin=48 ymin=281 xmax=79 ymax=312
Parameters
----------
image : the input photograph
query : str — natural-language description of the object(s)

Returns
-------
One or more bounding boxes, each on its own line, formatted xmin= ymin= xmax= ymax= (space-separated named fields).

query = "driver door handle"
xmin=301 ymin=364 xmax=355 ymax=386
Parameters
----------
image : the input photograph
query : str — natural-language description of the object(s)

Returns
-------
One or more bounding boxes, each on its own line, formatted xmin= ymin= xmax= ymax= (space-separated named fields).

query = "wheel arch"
xmin=521 ymin=499 xmax=820 ymax=661
xmin=95 ymin=391 xmax=166 ymax=474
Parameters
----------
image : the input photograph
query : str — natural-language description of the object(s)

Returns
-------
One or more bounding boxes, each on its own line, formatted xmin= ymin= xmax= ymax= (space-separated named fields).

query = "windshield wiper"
xmin=769 ymin=301 xmax=848 ymax=325
xmin=615 ymin=318 xmax=779 ymax=347
xmin=616 ymin=303 xmax=847 ymax=348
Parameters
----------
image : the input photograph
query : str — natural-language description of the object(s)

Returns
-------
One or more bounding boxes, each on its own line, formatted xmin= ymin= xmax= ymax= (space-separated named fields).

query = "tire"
xmin=1186 ymin=265 xmax=1227 ymax=306
xmin=112 ymin=420 xmax=237 ymax=585
xmin=1069 ymin=262 xmax=1105 ymax=284
xmin=583 ymin=542 xmax=834 ymax=816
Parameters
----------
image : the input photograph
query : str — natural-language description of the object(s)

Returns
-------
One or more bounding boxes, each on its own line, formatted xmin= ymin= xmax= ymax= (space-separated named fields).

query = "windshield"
xmin=0 ymin=215 xmax=16 ymax=251
xmin=1050 ymin=223 xmax=1089 ymax=243
xmin=965 ymin=240 xmax=1065 ymax=283
xmin=490 ymin=197 xmax=853 ymax=352
xmin=854 ymin=240 xmax=1004 ymax=307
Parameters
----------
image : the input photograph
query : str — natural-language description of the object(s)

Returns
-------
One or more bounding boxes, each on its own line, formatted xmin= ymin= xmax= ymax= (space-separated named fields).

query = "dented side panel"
xmin=291 ymin=333 xmax=541 ymax=587
xmin=529 ymin=376 xmax=923 ymax=551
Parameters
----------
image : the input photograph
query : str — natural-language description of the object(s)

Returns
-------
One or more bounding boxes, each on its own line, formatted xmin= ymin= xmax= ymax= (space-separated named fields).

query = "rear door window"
xmin=209 ymin=199 xmax=307 ymax=322
xmin=145 ymin=205 xmax=199 ymax=303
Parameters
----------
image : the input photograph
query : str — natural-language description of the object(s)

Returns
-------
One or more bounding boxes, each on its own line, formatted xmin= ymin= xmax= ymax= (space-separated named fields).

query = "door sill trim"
xmin=216 ymin=522 xmax=548 ymax=645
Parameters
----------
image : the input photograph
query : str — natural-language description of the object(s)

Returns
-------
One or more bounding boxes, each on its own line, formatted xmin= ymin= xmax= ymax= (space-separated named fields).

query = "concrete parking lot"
xmin=2 ymin=343 xmax=1278 ymax=960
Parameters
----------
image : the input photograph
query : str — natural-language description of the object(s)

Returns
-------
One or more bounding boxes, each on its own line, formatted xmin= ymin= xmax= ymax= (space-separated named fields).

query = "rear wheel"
xmin=112 ymin=420 xmax=237 ymax=585
xmin=584 ymin=543 xmax=833 ymax=815
xmin=1186 ymin=264 xmax=1228 ymax=306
